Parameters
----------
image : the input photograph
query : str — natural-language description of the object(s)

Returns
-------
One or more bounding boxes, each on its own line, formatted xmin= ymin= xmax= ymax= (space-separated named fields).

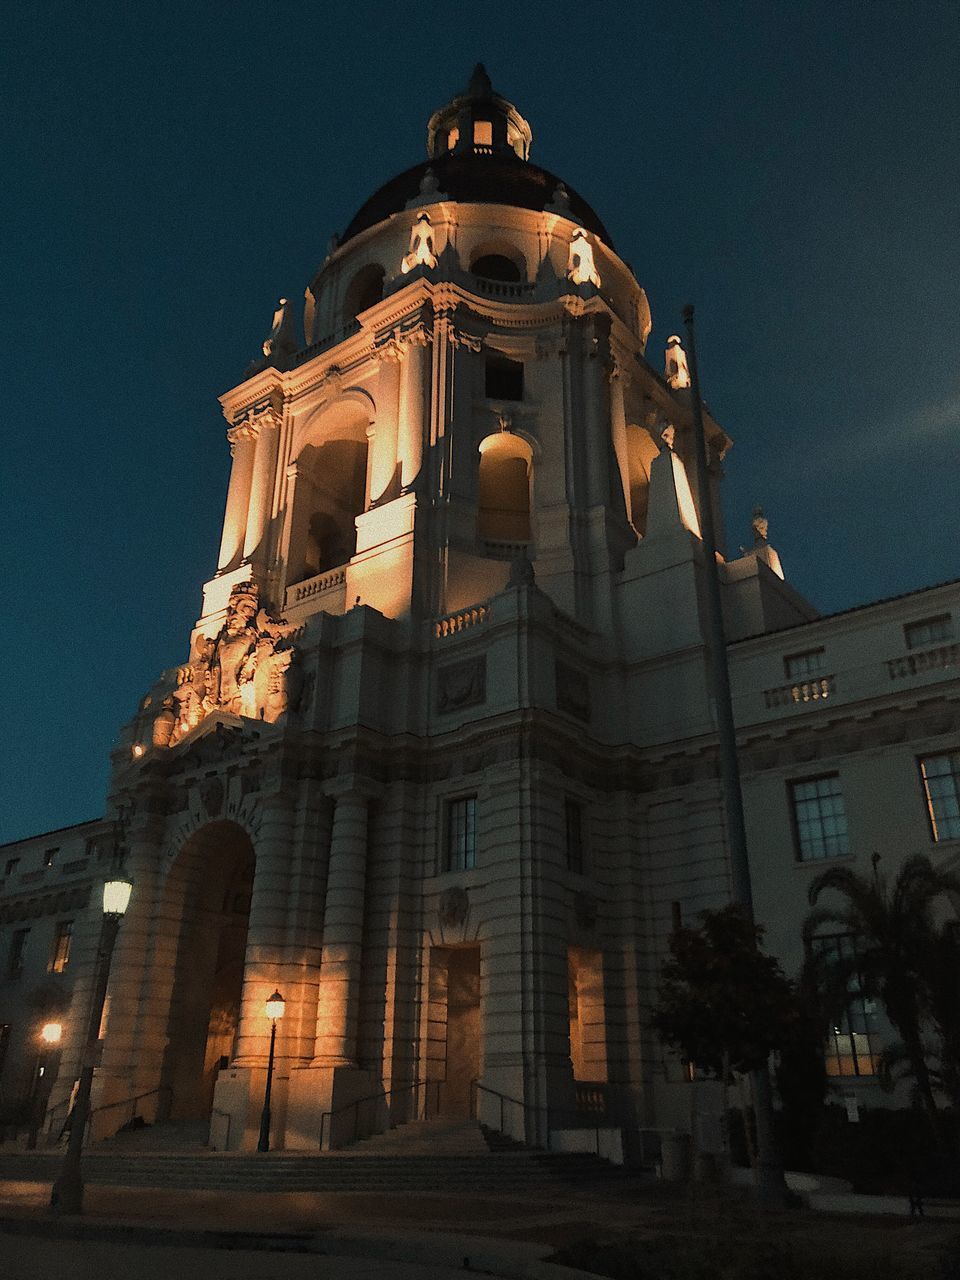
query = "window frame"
xmin=904 ymin=613 xmax=954 ymax=650
xmin=50 ymin=920 xmax=74 ymax=974
xmin=788 ymin=772 xmax=850 ymax=862
xmin=783 ymin=647 xmax=825 ymax=680
xmin=810 ymin=933 xmax=879 ymax=1078
xmin=918 ymin=750 xmax=960 ymax=843
xmin=443 ymin=794 xmax=478 ymax=873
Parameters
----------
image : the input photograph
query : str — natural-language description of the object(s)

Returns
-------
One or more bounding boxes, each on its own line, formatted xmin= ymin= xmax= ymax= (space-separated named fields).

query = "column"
xmin=368 ymin=354 xmax=400 ymax=505
xmin=313 ymin=790 xmax=369 ymax=1064
xmin=608 ymin=367 xmax=632 ymax=524
xmin=217 ymin=423 xmax=258 ymax=571
xmin=398 ymin=334 xmax=428 ymax=491
xmin=242 ymin=411 xmax=280 ymax=563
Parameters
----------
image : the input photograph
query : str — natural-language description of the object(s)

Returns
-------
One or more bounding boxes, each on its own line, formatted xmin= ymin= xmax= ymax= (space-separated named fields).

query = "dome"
xmin=339 ymin=65 xmax=614 ymax=250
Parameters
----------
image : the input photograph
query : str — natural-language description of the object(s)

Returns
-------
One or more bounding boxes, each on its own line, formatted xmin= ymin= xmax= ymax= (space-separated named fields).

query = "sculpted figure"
xmin=567 ymin=229 xmax=601 ymax=288
xmin=210 ymin=583 xmax=259 ymax=714
xmin=401 ymin=213 xmax=438 ymax=274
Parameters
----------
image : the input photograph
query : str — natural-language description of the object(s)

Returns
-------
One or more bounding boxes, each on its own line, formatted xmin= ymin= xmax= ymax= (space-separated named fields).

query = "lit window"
xmin=50 ymin=921 xmax=73 ymax=974
xmin=920 ymin=752 xmax=960 ymax=842
xmin=812 ymin=935 xmax=878 ymax=1077
xmin=7 ymin=929 xmax=29 ymax=979
xmin=473 ymin=120 xmax=493 ymax=147
xmin=905 ymin=614 xmax=953 ymax=650
xmin=790 ymin=775 xmax=849 ymax=861
xmin=3 ymin=858 xmax=18 ymax=878
xmin=565 ymin=799 xmax=584 ymax=874
xmin=43 ymin=847 xmax=58 ymax=868
xmin=784 ymin=649 xmax=824 ymax=680
xmin=445 ymin=796 xmax=477 ymax=871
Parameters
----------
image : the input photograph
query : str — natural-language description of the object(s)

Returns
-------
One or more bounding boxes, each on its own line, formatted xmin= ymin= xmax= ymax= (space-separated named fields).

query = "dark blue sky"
xmin=3 ymin=2 xmax=958 ymax=843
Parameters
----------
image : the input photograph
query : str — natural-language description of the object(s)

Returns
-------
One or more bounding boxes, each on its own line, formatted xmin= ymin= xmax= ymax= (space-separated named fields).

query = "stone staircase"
xmin=0 ymin=1117 xmax=639 ymax=1195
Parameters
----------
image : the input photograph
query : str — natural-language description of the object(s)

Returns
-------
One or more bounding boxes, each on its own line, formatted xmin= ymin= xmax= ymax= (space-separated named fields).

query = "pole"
xmin=257 ymin=1019 xmax=277 ymax=1152
xmin=681 ymin=305 xmax=788 ymax=1210
xmin=50 ymin=914 xmax=121 ymax=1215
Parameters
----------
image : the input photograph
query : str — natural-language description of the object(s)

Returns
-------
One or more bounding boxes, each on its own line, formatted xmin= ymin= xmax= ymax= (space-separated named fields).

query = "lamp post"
xmin=50 ymin=875 xmax=133 ymax=1214
xmin=27 ymin=1021 xmax=63 ymax=1149
xmin=257 ymin=990 xmax=284 ymax=1152
xmin=681 ymin=305 xmax=787 ymax=1210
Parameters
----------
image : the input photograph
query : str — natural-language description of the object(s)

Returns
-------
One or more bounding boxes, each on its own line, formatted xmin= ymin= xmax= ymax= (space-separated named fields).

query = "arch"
xmin=624 ymin=424 xmax=660 ymax=536
xmin=289 ymin=399 xmax=372 ymax=583
xmin=158 ymin=821 xmax=255 ymax=1121
xmin=469 ymin=238 xmax=527 ymax=282
xmin=477 ymin=431 xmax=533 ymax=544
xmin=342 ymin=262 xmax=385 ymax=321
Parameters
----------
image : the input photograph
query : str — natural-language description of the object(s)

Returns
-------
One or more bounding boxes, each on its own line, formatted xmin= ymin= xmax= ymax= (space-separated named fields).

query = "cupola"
xmin=426 ymin=63 xmax=532 ymax=161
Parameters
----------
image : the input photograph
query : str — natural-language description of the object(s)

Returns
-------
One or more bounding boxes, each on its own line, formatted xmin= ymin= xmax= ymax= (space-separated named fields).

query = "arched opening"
xmin=478 ymin=432 xmax=532 ymax=545
xmin=471 ymin=254 xmax=522 ymax=283
xmin=159 ymin=821 xmax=254 ymax=1122
xmin=289 ymin=403 xmax=371 ymax=584
xmin=342 ymin=262 xmax=385 ymax=321
xmin=624 ymin=425 xmax=660 ymax=536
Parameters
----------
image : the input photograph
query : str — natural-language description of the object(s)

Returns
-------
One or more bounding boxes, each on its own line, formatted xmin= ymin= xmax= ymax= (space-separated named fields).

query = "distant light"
xmin=132 ymin=744 xmax=145 ymax=759
xmin=103 ymin=877 xmax=133 ymax=917
xmin=264 ymin=990 xmax=285 ymax=1022
xmin=41 ymin=1021 xmax=62 ymax=1045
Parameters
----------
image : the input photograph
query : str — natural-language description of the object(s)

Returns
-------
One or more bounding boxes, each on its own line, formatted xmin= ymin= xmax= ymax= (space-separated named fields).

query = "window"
xmin=473 ymin=119 xmax=493 ymax=147
xmin=905 ymin=614 xmax=953 ymax=650
xmin=565 ymin=799 xmax=584 ymax=874
xmin=84 ymin=838 xmax=98 ymax=859
xmin=790 ymin=775 xmax=849 ymax=860
xmin=485 ymin=354 xmax=523 ymax=401
xmin=784 ymin=648 xmax=824 ymax=680
xmin=50 ymin=921 xmax=73 ymax=974
xmin=445 ymin=796 xmax=477 ymax=871
xmin=920 ymin=751 xmax=960 ymax=842
xmin=471 ymin=254 xmax=522 ymax=283
xmin=43 ymin=847 xmax=58 ymax=868
xmin=7 ymin=929 xmax=29 ymax=979
xmin=3 ymin=858 xmax=18 ymax=878
xmin=812 ymin=935 xmax=878 ymax=1077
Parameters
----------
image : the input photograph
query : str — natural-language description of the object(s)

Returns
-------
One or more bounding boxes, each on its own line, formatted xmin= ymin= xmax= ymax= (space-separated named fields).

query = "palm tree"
xmin=803 ymin=854 xmax=960 ymax=1141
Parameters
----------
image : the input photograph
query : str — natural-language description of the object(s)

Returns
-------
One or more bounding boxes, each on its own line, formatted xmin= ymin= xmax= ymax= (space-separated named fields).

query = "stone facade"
xmin=2 ymin=68 xmax=958 ymax=1153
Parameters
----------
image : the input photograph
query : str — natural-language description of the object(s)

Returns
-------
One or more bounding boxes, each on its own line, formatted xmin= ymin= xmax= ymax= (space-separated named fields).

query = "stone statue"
xmin=154 ymin=582 xmax=301 ymax=747
xmin=752 ymin=505 xmax=769 ymax=545
xmin=401 ymin=213 xmax=438 ymax=274
xmin=664 ymin=335 xmax=691 ymax=390
xmin=567 ymin=229 xmax=601 ymax=288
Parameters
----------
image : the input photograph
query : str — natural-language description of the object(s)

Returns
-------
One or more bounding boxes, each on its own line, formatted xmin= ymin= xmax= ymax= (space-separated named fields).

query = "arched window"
xmin=477 ymin=432 xmax=532 ymax=544
xmin=471 ymin=253 xmax=521 ymax=283
xmin=342 ymin=263 xmax=385 ymax=322
xmin=289 ymin=404 xmax=371 ymax=583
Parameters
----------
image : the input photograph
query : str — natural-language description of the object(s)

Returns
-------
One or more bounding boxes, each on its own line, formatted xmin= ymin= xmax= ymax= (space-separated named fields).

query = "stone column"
xmin=313 ymin=789 xmax=369 ymax=1064
xmin=368 ymin=353 xmax=400 ymax=505
xmin=218 ymin=422 xmax=258 ymax=571
xmin=242 ymin=410 xmax=281 ymax=563
xmin=608 ymin=366 xmax=632 ymax=524
xmin=398 ymin=333 xmax=429 ymax=491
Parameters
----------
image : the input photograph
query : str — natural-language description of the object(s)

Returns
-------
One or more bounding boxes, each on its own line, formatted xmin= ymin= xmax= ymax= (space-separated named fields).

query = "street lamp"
xmin=50 ymin=874 xmax=133 ymax=1214
xmin=257 ymin=989 xmax=284 ymax=1152
xmin=27 ymin=1022 xmax=64 ymax=1149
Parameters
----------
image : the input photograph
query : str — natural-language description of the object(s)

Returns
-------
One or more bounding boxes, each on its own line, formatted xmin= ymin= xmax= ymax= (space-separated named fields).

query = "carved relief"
xmin=438 ymin=657 xmax=486 ymax=714
xmin=437 ymin=886 xmax=469 ymax=928
xmin=155 ymin=582 xmax=301 ymax=747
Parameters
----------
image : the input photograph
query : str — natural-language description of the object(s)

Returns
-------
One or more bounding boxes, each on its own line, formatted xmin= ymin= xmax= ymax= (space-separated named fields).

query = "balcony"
xmin=886 ymin=642 xmax=960 ymax=680
xmin=284 ymin=566 xmax=348 ymax=612
xmin=763 ymin=675 xmax=835 ymax=710
xmin=434 ymin=604 xmax=489 ymax=639
xmin=469 ymin=276 xmax=536 ymax=302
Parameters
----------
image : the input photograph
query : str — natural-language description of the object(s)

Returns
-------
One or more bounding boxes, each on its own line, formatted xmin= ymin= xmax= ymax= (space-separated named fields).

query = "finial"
xmin=468 ymin=63 xmax=493 ymax=98
xmin=751 ymin=505 xmax=769 ymax=545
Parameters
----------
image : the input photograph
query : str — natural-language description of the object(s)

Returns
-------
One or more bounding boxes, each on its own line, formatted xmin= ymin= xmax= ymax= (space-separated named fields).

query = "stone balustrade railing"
xmin=434 ymin=604 xmax=489 ymax=639
xmin=886 ymin=642 xmax=960 ymax=680
xmin=470 ymin=276 xmax=536 ymax=300
xmin=286 ymin=567 xmax=347 ymax=608
xmin=763 ymin=675 xmax=835 ymax=709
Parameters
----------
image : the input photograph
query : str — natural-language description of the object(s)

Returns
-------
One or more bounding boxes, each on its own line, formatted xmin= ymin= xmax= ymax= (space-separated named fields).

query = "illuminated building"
xmin=1 ymin=66 xmax=958 ymax=1153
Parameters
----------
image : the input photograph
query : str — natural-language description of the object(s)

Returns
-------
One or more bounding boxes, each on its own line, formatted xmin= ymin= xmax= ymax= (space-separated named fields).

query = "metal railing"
xmin=318 ymin=1078 xmax=440 ymax=1150
xmin=471 ymin=1080 xmax=621 ymax=1160
xmin=47 ymin=1084 xmax=173 ymax=1144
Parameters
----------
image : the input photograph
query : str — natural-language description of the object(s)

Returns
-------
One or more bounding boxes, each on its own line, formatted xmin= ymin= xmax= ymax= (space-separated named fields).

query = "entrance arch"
xmin=159 ymin=821 xmax=254 ymax=1121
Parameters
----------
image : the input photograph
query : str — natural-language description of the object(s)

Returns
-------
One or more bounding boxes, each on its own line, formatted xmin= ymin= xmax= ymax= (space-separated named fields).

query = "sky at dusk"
xmin=2 ymin=1 xmax=959 ymax=843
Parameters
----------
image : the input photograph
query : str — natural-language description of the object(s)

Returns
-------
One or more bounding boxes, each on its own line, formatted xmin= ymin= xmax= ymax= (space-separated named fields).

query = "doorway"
xmin=429 ymin=945 xmax=481 ymax=1117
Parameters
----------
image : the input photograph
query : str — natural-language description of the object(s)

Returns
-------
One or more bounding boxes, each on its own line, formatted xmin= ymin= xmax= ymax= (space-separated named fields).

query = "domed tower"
xmin=83 ymin=69 xmax=814 ymax=1157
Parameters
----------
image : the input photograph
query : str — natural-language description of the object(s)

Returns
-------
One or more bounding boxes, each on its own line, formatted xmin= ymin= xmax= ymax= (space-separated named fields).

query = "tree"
xmin=803 ymin=853 xmax=960 ymax=1141
xmin=653 ymin=905 xmax=799 ymax=1077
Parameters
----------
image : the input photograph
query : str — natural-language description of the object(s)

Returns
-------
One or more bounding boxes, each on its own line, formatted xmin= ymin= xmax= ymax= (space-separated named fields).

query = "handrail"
xmin=318 ymin=1078 xmax=439 ymax=1149
xmin=51 ymin=1085 xmax=173 ymax=1144
xmin=209 ymin=1106 xmax=232 ymax=1152
xmin=471 ymin=1081 xmax=619 ymax=1158
xmin=88 ymin=1085 xmax=173 ymax=1120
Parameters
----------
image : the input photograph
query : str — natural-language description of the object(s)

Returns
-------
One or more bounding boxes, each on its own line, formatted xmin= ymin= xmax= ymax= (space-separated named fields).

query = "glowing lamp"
xmin=131 ymin=744 xmax=145 ymax=759
xmin=41 ymin=1021 xmax=63 ymax=1045
xmin=102 ymin=877 xmax=133 ymax=917
xmin=264 ymin=990 xmax=285 ymax=1022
